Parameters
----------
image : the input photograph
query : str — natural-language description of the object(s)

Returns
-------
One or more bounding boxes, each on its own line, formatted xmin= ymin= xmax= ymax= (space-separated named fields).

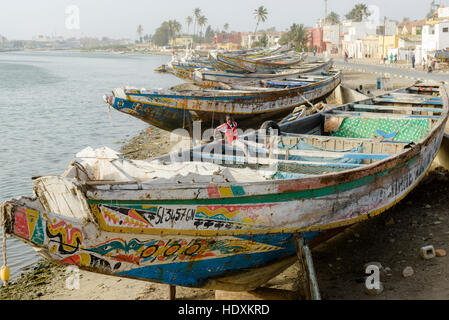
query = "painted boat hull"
xmin=1 ymin=201 xmax=343 ymax=290
xmin=106 ymin=72 xmax=342 ymax=133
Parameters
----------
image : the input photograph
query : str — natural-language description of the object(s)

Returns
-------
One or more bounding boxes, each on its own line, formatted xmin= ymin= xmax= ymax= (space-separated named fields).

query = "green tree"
xmin=279 ymin=24 xmax=310 ymax=51
xmin=345 ymin=3 xmax=371 ymax=22
xmin=152 ymin=21 xmax=170 ymax=47
xmin=205 ymin=25 xmax=215 ymax=43
xmin=186 ymin=16 xmax=193 ymax=35
xmin=259 ymin=33 xmax=268 ymax=47
xmin=136 ymin=24 xmax=144 ymax=43
xmin=426 ymin=0 xmax=438 ymax=20
xmin=193 ymin=8 xmax=202 ymax=38
xmin=198 ymin=15 xmax=208 ymax=38
xmin=224 ymin=23 xmax=229 ymax=33
xmin=168 ymin=20 xmax=182 ymax=47
xmin=326 ymin=12 xmax=340 ymax=25
xmin=253 ymin=6 xmax=268 ymax=35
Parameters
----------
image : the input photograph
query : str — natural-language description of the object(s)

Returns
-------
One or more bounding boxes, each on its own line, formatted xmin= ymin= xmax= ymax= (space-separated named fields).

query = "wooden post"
xmin=295 ymin=236 xmax=321 ymax=300
xmin=168 ymin=285 xmax=176 ymax=300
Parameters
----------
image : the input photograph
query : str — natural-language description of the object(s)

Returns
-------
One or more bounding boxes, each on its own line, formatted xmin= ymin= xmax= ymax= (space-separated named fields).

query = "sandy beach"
xmin=3 ymin=69 xmax=448 ymax=300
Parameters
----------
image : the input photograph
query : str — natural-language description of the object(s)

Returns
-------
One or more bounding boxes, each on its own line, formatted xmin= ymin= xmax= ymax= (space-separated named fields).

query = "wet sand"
xmin=4 ymin=70 xmax=446 ymax=300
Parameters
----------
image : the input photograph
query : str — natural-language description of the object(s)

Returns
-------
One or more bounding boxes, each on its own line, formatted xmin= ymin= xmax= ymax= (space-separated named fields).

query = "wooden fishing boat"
xmin=209 ymin=51 xmax=307 ymax=73
xmin=165 ymin=58 xmax=332 ymax=85
xmin=192 ymin=59 xmax=333 ymax=86
xmin=2 ymin=81 xmax=447 ymax=292
xmin=103 ymin=71 xmax=341 ymax=133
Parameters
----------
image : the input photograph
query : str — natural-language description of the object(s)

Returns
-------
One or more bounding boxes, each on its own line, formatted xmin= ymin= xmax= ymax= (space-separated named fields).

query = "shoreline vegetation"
xmin=2 ymin=70 xmax=448 ymax=300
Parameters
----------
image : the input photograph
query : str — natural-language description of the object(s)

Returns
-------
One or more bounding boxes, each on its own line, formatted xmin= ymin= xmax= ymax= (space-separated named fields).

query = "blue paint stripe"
xmin=115 ymin=234 xmax=296 ymax=287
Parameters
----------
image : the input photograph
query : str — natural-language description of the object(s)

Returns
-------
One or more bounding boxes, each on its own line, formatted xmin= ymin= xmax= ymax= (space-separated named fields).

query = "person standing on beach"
xmin=215 ymin=115 xmax=239 ymax=145
xmin=411 ymin=54 xmax=416 ymax=69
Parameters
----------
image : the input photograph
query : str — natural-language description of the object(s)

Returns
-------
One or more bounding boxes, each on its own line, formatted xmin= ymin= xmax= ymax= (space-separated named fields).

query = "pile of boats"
xmin=105 ymin=46 xmax=339 ymax=133
xmin=2 ymin=45 xmax=449 ymax=299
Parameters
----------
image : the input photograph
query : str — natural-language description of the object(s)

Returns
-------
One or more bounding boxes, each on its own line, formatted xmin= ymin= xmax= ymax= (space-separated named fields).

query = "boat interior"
xmin=75 ymin=82 xmax=446 ymax=188
xmin=160 ymin=83 xmax=446 ymax=178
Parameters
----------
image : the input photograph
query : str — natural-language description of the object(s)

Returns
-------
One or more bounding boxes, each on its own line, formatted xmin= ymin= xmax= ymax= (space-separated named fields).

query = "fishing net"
xmin=331 ymin=118 xmax=430 ymax=142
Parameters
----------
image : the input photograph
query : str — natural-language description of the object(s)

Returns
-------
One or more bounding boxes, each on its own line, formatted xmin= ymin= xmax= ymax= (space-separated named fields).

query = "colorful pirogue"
xmin=2 ymin=81 xmax=447 ymax=291
xmin=209 ymin=51 xmax=307 ymax=73
xmin=167 ymin=59 xmax=334 ymax=86
xmin=104 ymin=71 xmax=342 ymax=133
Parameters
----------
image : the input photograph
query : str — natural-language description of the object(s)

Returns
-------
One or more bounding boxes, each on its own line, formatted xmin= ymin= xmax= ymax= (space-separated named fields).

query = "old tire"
xmin=260 ymin=121 xmax=281 ymax=136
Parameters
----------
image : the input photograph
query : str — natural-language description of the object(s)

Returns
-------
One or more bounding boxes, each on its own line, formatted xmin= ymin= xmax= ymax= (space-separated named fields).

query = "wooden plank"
xmin=352 ymin=104 xmax=443 ymax=113
xmin=295 ymin=237 xmax=320 ymax=300
xmin=280 ymin=133 xmax=410 ymax=145
xmin=168 ymin=285 xmax=176 ymax=300
xmin=388 ymin=92 xmax=442 ymax=100
xmin=272 ymin=149 xmax=391 ymax=160
xmin=194 ymin=152 xmax=365 ymax=168
xmin=328 ymin=110 xmax=440 ymax=120
xmin=374 ymin=97 xmax=443 ymax=105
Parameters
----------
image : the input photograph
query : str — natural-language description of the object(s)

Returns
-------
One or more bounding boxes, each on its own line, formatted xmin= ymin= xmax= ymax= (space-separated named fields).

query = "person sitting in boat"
xmin=215 ymin=115 xmax=239 ymax=145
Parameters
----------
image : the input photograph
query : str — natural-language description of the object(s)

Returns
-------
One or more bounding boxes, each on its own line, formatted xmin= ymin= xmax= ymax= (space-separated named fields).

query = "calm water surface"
xmin=0 ymin=50 xmax=182 ymax=278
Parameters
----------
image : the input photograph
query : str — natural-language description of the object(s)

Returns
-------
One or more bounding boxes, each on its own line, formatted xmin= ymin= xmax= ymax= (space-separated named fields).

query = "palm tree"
xmin=253 ymin=6 xmax=268 ymax=35
xmin=168 ymin=20 xmax=182 ymax=48
xmin=136 ymin=24 xmax=144 ymax=42
xmin=224 ymin=23 xmax=229 ymax=33
xmin=279 ymin=24 xmax=310 ymax=51
xmin=345 ymin=3 xmax=371 ymax=22
xmin=186 ymin=16 xmax=193 ymax=35
xmin=193 ymin=8 xmax=202 ymax=38
xmin=326 ymin=12 xmax=340 ymax=25
xmin=198 ymin=15 xmax=208 ymax=38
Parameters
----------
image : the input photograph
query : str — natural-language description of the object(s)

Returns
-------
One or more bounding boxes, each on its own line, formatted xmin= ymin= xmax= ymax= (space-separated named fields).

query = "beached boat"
xmin=164 ymin=58 xmax=332 ymax=86
xmin=103 ymin=71 xmax=342 ymax=134
xmin=209 ymin=51 xmax=307 ymax=73
xmin=192 ymin=59 xmax=333 ymax=86
xmin=2 ymin=82 xmax=447 ymax=292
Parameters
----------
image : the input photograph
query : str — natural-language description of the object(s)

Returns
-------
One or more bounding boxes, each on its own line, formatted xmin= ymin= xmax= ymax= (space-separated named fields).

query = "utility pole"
xmin=382 ymin=16 xmax=386 ymax=63
xmin=324 ymin=0 xmax=328 ymax=26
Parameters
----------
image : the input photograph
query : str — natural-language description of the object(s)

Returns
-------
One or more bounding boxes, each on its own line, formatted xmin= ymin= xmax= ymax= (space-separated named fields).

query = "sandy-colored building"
xmin=241 ymin=31 xmax=282 ymax=48
xmin=378 ymin=35 xmax=399 ymax=58
xmin=174 ymin=37 xmax=193 ymax=47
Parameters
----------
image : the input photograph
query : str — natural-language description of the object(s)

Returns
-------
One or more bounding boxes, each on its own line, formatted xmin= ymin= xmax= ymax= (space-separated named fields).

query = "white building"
xmin=341 ymin=19 xmax=396 ymax=58
xmin=421 ymin=7 xmax=449 ymax=58
xmin=241 ymin=32 xmax=282 ymax=48
xmin=323 ymin=25 xmax=341 ymax=52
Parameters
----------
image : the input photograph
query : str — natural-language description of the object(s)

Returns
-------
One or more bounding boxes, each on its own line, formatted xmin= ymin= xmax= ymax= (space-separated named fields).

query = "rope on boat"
xmin=0 ymin=203 xmax=10 ymax=286
xmin=297 ymin=92 xmax=320 ymax=114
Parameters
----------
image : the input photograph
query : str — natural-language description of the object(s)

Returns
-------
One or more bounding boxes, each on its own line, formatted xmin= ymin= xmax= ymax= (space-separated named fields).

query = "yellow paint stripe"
xmin=219 ymin=187 xmax=233 ymax=197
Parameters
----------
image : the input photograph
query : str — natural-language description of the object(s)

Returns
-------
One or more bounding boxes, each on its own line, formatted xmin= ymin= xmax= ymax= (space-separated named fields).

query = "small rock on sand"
xmin=402 ymin=266 xmax=414 ymax=278
xmin=436 ymin=249 xmax=447 ymax=257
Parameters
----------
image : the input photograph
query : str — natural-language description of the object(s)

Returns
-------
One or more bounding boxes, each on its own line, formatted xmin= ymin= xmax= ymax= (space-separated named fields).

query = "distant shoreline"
xmin=0 ymin=48 xmax=174 ymax=56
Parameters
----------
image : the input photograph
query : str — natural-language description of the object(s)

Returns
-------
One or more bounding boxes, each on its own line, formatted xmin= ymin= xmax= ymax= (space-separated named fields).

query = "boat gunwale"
xmin=123 ymin=70 xmax=341 ymax=99
xmin=93 ymin=83 xmax=449 ymax=199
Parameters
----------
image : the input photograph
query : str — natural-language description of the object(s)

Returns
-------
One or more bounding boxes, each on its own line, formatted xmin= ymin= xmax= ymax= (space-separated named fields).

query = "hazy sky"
xmin=0 ymin=0 xmax=446 ymax=40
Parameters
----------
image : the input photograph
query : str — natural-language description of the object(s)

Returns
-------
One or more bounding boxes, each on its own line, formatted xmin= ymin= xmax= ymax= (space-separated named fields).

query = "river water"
xmin=0 ymin=50 xmax=182 ymax=279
